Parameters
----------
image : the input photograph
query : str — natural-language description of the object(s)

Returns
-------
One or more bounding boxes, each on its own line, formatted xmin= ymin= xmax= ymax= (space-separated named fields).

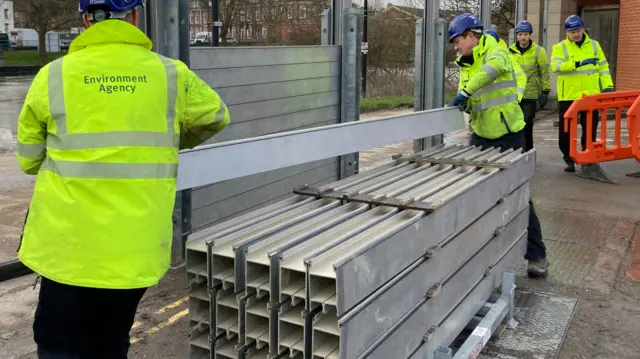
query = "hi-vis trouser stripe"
xmin=471 ymin=51 xmax=519 ymax=112
xmin=40 ymin=55 xmax=180 ymax=179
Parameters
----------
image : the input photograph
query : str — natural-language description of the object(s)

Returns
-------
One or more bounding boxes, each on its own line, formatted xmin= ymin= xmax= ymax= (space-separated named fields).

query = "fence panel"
xmin=189 ymin=45 xmax=342 ymax=230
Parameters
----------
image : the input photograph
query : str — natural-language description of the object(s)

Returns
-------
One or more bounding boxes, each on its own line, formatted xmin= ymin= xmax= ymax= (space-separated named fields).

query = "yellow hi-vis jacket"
xmin=458 ymin=45 xmax=527 ymax=103
xmin=455 ymin=35 xmax=525 ymax=139
xmin=509 ymin=41 xmax=551 ymax=100
xmin=550 ymin=33 xmax=614 ymax=101
xmin=16 ymin=20 xmax=230 ymax=289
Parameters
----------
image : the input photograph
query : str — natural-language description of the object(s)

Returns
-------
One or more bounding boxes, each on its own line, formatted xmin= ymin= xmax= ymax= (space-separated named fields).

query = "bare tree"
xmin=13 ymin=0 xmax=80 ymax=64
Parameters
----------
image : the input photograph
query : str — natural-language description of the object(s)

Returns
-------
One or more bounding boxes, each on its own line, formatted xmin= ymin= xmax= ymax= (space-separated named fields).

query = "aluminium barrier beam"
xmin=184 ymin=144 xmax=535 ymax=359
xmin=176 ymin=107 xmax=464 ymax=190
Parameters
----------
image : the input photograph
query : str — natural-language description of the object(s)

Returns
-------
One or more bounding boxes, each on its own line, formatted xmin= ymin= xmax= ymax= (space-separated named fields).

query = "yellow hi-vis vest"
xmin=16 ymin=20 xmax=230 ymax=289
xmin=455 ymin=35 xmax=525 ymax=140
xmin=458 ymin=47 xmax=527 ymax=103
xmin=509 ymin=41 xmax=551 ymax=100
xmin=550 ymin=33 xmax=614 ymax=101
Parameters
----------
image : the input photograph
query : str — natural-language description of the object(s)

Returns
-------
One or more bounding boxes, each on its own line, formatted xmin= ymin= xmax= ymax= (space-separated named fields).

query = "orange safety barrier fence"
xmin=627 ymin=94 xmax=640 ymax=163
xmin=563 ymin=90 xmax=640 ymax=165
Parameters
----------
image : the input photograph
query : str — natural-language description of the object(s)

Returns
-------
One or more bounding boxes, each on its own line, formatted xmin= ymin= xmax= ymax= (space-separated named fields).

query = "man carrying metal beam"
xmin=447 ymin=13 xmax=548 ymax=278
xmin=509 ymin=20 xmax=551 ymax=152
xmin=551 ymin=15 xmax=614 ymax=175
xmin=14 ymin=0 xmax=231 ymax=358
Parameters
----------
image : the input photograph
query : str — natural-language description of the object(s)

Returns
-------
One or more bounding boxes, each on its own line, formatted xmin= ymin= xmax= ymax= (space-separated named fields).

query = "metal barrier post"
xmin=339 ymin=9 xmax=361 ymax=179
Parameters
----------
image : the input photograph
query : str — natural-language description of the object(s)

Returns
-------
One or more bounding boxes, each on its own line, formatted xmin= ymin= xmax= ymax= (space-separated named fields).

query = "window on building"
xmin=287 ymin=7 xmax=292 ymax=19
xmin=241 ymin=28 xmax=246 ymax=40
xmin=300 ymin=5 xmax=306 ymax=19
xmin=247 ymin=27 xmax=252 ymax=39
xmin=196 ymin=11 xmax=201 ymax=24
xmin=190 ymin=12 xmax=194 ymax=24
xmin=231 ymin=27 xmax=237 ymax=37
xmin=240 ymin=11 xmax=245 ymax=21
xmin=4 ymin=23 xmax=8 ymax=33
xmin=262 ymin=25 xmax=267 ymax=38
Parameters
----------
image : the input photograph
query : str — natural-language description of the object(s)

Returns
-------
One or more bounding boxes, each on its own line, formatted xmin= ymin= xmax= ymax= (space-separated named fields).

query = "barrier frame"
xmin=563 ymin=90 xmax=640 ymax=164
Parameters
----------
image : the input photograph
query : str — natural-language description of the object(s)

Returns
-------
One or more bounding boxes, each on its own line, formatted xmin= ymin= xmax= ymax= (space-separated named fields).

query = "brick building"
xmin=188 ymin=0 xmax=322 ymax=45
xmin=526 ymin=0 xmax=640 ymax=98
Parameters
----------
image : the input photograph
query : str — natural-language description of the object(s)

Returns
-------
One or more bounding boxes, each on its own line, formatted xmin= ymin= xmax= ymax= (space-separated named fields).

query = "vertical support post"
xmin=332 ymin=0 xmax=346 ymax=45
xmin=339 ymin=9 xmax=361 ymax=179
xmin=540 ymin=0 xmax=549 ymax=47
xmin=179 ymin=0 xmax=190 ymax=66
xmin=516 ymin=0 xmax=525 ymax=23
xmin=321 ymin=8 xmax=332 ymax=45
xmin=212 ymin=0 xmax=221 ymax=46
xmin=148 ymin=0 xmax=189 ymax=267
xmin=501 ymin=269 xmax=519 ymax=330
xmin=414 ymin=0 xmax=444 ymax=153
xmin=413 ymin=19 xmax=425 ymax=114
xmin=362 ymin=0 xmax=368 ymax=98
xmin=508 ymin=28 xmax=515 ymax=46
xmin=480 ymin=0 xmax=492 ymax=30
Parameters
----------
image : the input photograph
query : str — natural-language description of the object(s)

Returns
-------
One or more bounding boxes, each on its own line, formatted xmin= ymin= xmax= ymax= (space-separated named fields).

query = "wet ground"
xmin=0 ymin=76 xmax=31 ymax=153
xmin=1 ymin=93 xmax=640 ymax=358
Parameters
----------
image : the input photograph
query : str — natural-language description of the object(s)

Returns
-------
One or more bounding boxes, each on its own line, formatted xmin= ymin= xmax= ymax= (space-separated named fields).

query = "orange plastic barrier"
xmin=628 ymin=95 xmax=640 ymax=162
xmin=563 ymin=90 xmax=640 ymax=164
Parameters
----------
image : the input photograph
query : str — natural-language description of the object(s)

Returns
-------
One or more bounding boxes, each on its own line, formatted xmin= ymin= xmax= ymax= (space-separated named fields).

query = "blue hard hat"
xmin=448 ymin=13 xmax=484 ymax=43
xmin=564 ymin=15 xmax=584 ymax=31
xmin=515 ymin=20 xmax=533 ymax=34
xmin=485 ymin=29 xmax=500 ymax=42
xmin=79 ymin=0 xmax=143 ymax=14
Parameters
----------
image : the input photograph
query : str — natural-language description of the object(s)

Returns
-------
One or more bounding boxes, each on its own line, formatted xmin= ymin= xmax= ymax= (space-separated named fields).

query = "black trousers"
xmin=470 ymin=130 xmax=547 ymax=261
xmin=558 ymin=100 xmax=600 ymax=164
xmin=520 ymin=99 xmax=537 ymax=152
xmin=34 ymin=276 xmax=147 ymax=359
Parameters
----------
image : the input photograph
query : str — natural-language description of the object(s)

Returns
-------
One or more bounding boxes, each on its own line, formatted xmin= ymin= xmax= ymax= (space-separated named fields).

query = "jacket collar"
xmin=69 ymin=20 xmax=153 ymax=54
xmin=565 ymin=32 xmax=591 ymax=47
xmin=455 ymin=34 xmax=497 ymax=67
xmin=509 ymin=40 xmax=536 ymax=54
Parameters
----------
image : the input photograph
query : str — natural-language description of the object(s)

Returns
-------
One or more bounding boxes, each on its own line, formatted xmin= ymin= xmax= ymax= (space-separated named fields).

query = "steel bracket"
xmin=292 ymin=185 xmax=436 ymax=212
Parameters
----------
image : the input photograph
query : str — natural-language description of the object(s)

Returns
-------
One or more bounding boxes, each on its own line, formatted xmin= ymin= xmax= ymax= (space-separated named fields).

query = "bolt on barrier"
xmin=563 ymin=90 xmax=640 ymax=164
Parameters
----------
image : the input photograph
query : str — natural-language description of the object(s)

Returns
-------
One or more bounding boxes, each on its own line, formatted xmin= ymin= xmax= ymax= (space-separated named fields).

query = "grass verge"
xmin=360 ymin=96 xmax=413 ymax=113
xmin=3 ymin=51 xmax=67 ymax=66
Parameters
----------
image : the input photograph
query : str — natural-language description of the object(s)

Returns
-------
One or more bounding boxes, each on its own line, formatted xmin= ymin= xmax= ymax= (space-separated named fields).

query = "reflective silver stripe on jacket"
xmin=17 ymin=142 xmax=46 ymax=158
xmin=471 ymin=94 xmax=519 ymax=112
xmin=43 ymin=56 xmax=179 ymax=178
xmin=558 ymin=69 xmax=598 ymax=76
xmin=40 ymin=157 xmax=178 ymax=179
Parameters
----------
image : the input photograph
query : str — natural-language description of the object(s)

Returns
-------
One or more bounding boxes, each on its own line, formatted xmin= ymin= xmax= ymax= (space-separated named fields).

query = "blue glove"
xmin=539 ymin=94 xmax=548 ymax=106
xmin=602 ymin=88 xmax=614 ymax=93
xmin=576 ymin=58 xmax=597 ymax=67
xmin=448 ymin=90 xmax=470 ymax=112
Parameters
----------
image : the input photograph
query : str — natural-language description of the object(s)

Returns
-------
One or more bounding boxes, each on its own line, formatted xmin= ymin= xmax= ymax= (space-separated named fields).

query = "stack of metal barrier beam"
xmin=184 ymin=143 xmax=535 ymax=359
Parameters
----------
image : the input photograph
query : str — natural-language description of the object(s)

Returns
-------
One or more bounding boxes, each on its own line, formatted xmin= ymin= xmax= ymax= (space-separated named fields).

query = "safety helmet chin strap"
xmin=89 ymin=8 xmax=131 ymax=22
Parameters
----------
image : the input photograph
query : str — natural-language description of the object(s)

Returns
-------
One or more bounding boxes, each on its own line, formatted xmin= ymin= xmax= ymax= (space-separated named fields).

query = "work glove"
xmin=575 ymin=58 xmax=597 ymax=67
xmin=602 ymin=87 xmax=614 ymax=93
xmin=539 ymin=92 xmax=549 ymax=106
xmin=448 ymin=90 xmax=470 ymax=112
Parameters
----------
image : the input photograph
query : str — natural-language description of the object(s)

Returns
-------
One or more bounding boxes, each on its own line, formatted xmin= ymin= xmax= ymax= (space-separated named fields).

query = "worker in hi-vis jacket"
xmin=15 ymin=0 xmax=230 ymax=357
xmin=447 ymin=13 xmax=548 ymax=279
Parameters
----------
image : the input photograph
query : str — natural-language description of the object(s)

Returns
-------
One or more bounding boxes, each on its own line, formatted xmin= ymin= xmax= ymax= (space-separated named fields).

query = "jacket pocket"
xmin=500 ymin=112 xmax=513 ymax=134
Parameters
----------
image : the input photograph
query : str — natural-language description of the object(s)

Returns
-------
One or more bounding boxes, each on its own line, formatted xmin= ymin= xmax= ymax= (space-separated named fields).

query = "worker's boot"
xmin=563 ymin=158 xmax=575 ymax=173
xmin=527 ymin=258 xmax=549 ymax=278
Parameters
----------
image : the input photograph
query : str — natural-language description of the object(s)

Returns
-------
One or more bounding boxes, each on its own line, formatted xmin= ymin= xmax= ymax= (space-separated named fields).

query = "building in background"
xmin=1 ymin=0 xmax=14 ymax=34
xmin=189 ymin=0 xmax=323 ymax=45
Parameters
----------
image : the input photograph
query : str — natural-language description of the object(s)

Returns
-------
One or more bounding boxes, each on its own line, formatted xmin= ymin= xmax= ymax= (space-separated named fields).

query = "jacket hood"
xmin=69 ymin=20 xmax=152 ymax=54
